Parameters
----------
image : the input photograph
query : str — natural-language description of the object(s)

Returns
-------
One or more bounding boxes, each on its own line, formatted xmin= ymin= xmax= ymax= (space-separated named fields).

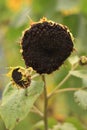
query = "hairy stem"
xmin=55 ymin=87 xmax=80 ymax=94
xmin=31 ymin=105 xmax=44 ymax=117
xmin=42 ymin=75 xmax=48 ymax=130
xmin=48 ymin=72 xmax=71 ymax=99
xmin=48 ymin=62 xmax=79 ymax=99
xmin=31 ymin=73 xmax=40 ymax=79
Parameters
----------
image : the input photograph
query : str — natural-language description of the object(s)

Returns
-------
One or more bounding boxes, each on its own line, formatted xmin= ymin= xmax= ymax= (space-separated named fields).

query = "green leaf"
xmin=70 ymin=70 xmax=87 ymax=79
xmin=74 ymin=90 xmax=87 ymax=110
xmin=13 ymin=113 xmax=33 ymax=130
xmin=68 ymin=56 xmax=79 ymax=65
xmin=0 ymin=80 xmax=44 ymax=130
xmin=53 ymin=122 xmax=77 ymax=130
xmin=0 ymin=116 xmax=6 ymax=130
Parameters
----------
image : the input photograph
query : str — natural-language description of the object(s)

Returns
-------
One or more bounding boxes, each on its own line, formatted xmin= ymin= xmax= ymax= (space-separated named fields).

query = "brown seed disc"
xmin=21 ymin=19 xmax=73 ymax=74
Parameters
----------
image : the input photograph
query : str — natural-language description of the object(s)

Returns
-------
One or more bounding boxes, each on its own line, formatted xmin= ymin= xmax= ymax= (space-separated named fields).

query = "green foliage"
xmin=74 ymin=90 xmax=87 ymax=110
xmin=0 ymin=116 xmax=6 ymax=130
xmin=70 ymin=70 xmax=87 ymax=79
xmin=0 ymin=81 xmax=44 ymax=130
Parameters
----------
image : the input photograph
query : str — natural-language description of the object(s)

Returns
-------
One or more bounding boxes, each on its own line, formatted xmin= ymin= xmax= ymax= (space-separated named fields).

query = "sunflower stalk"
xmin=48 ymin=61 xmax=79 ymax=99
xmin=42 ymin=75 xmax=48 ymax=130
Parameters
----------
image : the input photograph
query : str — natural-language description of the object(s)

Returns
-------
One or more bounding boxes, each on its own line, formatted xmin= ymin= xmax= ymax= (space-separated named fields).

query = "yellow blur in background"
xmin=6 ymin=0 xmax=32 ymax=11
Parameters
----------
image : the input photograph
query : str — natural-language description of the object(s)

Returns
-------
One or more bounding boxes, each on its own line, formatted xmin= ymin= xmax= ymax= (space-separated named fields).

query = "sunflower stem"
xmin=42 ymin=75 xmax=48 ymax=130
xmin=31 ymin=105 xmax=44 ymax=117
xmin=48 ymin=62 xmax=79 ymax=99
xmin=31 ymin=73 xmax=40 ymax=79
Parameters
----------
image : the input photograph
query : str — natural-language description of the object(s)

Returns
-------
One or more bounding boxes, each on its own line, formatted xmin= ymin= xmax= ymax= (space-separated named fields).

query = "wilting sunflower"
xmin=7 ymin=67 xmax=31 ymax=88
xmin=21 ymin=17 xmax=74 ymax=74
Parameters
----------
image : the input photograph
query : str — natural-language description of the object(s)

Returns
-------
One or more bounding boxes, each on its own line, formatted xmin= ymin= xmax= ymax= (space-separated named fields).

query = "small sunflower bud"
xmin=79 ymin=56 xmax=87 ymax=65
xmin=8 ymin=67 xmax=31 ymax=88
xmin=21 ymin=17 xmax=74 ymax=74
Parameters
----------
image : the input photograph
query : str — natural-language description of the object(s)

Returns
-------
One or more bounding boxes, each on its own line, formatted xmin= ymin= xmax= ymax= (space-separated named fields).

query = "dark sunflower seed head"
xmin=21 ymin=17 xmax=74 ymax=74
xmin=12 ymin=67 xmax=31 ymax=88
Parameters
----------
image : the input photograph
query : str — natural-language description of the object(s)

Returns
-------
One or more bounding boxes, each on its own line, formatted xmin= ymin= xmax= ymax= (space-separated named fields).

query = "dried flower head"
xmin=79 ymin=56 xmax=87 ymax=65
xmin=7 ymin=67 xmax=31 ymax=88
xmin=21 ymin=17 xmax=74 ymax=74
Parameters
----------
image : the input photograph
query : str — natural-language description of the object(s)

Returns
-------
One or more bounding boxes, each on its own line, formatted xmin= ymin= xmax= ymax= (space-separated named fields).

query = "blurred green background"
xmin=0 ymin=0 xmax=87 ymax=130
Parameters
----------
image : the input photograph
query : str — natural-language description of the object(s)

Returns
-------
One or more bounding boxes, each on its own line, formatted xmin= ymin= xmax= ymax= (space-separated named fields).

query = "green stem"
xmin=42 ymin=75 xmax=48 ymax=130
xmin=32 ymin=105 xmax=44 ymax=117
xmin=48 ymin=72 xmax=70 ymax=99
xmin=48 ymin=62 xmax=79 ymax=99
xmin=50 ymin=86 xmax=87 ymax=95
xmin=31 ymin=74 xmax=40 ymax=79
xmin=55 ymin=87 xmax=81 ymax=94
